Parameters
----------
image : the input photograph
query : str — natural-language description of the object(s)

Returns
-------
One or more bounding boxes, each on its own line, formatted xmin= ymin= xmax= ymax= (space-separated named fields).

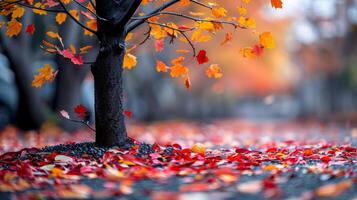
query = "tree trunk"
xmin=0 ymin=35 xmax=46 ymax=130
xmin=93 ymin=0 xmax=141 ymax=147
xmin=92 ymin=36 xmax=127 ymax=147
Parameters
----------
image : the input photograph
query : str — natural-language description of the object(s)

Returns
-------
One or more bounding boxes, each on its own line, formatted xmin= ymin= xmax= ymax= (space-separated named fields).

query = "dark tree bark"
xmin=93 ymin=0 xmax=141 ymax=147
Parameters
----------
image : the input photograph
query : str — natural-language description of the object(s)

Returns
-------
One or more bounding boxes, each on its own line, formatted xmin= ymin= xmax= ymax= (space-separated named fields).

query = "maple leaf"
xmin=206 ymin=64 xmax=223 ymax=79
xmin=156 ymin=60 xmax=168 ymax=72
xmin=271 ymin=0 xmax=283 ymax=9
xmin=32 ymin=64 xmax=57 ymax=88
xmin=123 ymin=110 xmax=133 ymax=119
xmin=6 ymin=18 xmax=22 ymax=37
xmin=74 ymin=104 xmax=88 ymax=119
xmin=212 ymin=7 xmax=227 ymax=18
xmin=26 ymin=24 xmax=35 ymax=35
xmin=260 ymin=32 xmax=276 ymax=49
xmin=196 ymin=50 xmax=209 ymax=64
xmin=11 ymin=7 xmax=25 ymax=18
xmin=155 ymin=39 xmax=165 ymax=52
xmin=253 ymin=44 xmax=264 ymax=56
xmin=56 ymin=13 xmax=67 ymax=25
xmin=123 ymin=53 xmax=137 ymax=70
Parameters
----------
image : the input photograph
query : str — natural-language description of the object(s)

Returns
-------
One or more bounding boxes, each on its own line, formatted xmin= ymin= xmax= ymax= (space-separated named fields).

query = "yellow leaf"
xmin=56 ymin=13 xmax=67 ymax=25
xmin=196 ymin=21 xmax=215 ymax=31
xmin=32 ymin=64 xmax=57 ymax=88
xmin=240 ymin=47 xmax=255 ymax=58
xmin=123 ymin=53 xmax=137 ymax=70
xmin=46 ymin=31 xmax=60 ymax=39
xmin=238 ymin=7 xmax=247 ymax=15
xmin=191 ymin=143 xmax=206 ymax=154
xmin=206 ymin=64 xmax=223 ymax=79
xmin=33 ymin=3 xmax=47 ymax=15
xmin=246 ymin=18 xmax=256 ymax=28
xmin=69 ymin=10 xmax=79 ymax=21
xmin=212 ymin=7 xmax=227 ymax=18
xmin=170 ymin=57 xmax=188 ymax=78
xmin=6 ymin=18 xmax=22 ymax=37
xmin=163 ymin=22 xmax=178 ymax=38
xmin=259 ymin=32 xmax=275 ymax=49
xmin=12 ymin=7 xmax=25 ymax=18
xmin=191 ymin=29 xmax=212 ymax=42
xmin=125 ymin=32 xmax=133 ymax=41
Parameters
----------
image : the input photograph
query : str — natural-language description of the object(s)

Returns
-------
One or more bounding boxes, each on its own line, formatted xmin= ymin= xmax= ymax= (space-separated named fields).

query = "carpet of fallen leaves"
xmin=0 ymin=119 xmax=356 ymax=200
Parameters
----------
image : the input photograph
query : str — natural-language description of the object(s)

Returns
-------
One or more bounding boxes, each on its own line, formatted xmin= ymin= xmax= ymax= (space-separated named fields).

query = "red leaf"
xmin=196 ymin=50 xmax=209 ymax=64
xmin=253 ymin=44 xmax=264 ymax=56
xmin=74 ymin=104 xmax=88 ymax=119
xmin=124 ymin=110 xmax=133 ymax=119
xmin=155 ymin=39 xmax=165 ymax=52
xmin=26 ymin=24 xmax=35 ymax=35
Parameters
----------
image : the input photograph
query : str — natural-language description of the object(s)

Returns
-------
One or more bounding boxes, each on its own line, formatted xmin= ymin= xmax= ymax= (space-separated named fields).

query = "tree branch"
xmin=58 ymin=1 xmax=97 ymax=35
xmin=126 ymin=0 xmax=180 ymax=33
xmin=3 ymin=0 xmax=65 ymax=13
xmin=132 ymin=11 xmax=244 ymax=29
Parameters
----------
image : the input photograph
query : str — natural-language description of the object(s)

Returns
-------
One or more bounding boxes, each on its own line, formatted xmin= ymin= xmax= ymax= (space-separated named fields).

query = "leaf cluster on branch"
xmin=0 ymin=0 xmax=283 ymax=90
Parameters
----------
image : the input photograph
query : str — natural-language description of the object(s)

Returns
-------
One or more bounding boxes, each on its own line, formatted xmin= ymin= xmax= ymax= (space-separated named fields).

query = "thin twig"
xmin=72 ymin=0 xmax=108 ymax=21
xmin=58 ymin=1 xmax=97 ymax=35
xmin=3 ymin=0 xmax=64 ymax=13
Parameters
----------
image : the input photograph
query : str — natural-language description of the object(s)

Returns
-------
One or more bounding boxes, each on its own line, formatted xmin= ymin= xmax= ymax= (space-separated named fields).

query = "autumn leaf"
xmin=155 ymin=39 xmax=165 ymax=52
xmin=123 ymin=53 xmax=137 ymax=70
xmin=6 ymin=18 xmax=22 ymax=37
xmin=191 ymin=143 xmax=206 ymax=154
xmin=74 ymin=104 xmax=88 ymax=119
xmin=59 ymin=110 xmax=70 ymax=119
xmin=212 ymin=7 xmax=227 ymax=18
xmin=84 ymin=20 xmax=97 ymax=36
xmin=206 ymin=64 xmax=223 ymax=79
xmin=26 ymin=24 xmax=35 ymax=35
xmin=271 ymin=0 xmax=283 ymax=9
xmin=260 ymin=32 xmax=276 ymax=49
xmin=196 ymin=50 xmax=209 ymax=64
xmin=170 ymin=64 xmax=188 ymax=78
xmin=253 ymin=44 xmax=264 ymax=56
xmin=32 ymin=64 xmax=57 ymax=88
xmin=156 ymin=60 xmax=168 ymax=72
xmin=11 ymin=7 xmax=25 ymax=18
xmin=123 ymin=110 xmax=133 ymax=119
xmin=56 ymin=13 xmax=67 ymax=25
xmin=32 ymin=3 xmax=47 ymax=15
xmin=221 ymin=32 xmax=233 ymax=45
xmin=184 ymin=75 xmax=191 ymax=90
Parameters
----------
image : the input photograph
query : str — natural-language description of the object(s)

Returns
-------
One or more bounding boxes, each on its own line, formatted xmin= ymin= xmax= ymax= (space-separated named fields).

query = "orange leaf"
xmin=6 ymin=18 xmax=22 ymax=37
xmin=271 ymin=0 xmax=283 ymax=9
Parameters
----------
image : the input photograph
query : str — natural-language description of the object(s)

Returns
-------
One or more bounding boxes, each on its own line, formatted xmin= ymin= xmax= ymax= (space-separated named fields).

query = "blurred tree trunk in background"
xmin=53 ymin=20 xmax=91 ymax=131
xmin=0 ymin=13 xmax=46 ymax=130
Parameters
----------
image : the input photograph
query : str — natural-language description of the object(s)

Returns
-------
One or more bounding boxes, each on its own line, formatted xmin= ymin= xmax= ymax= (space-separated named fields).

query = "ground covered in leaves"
xmin=0 ymin=120 xmax=356 ymax=200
